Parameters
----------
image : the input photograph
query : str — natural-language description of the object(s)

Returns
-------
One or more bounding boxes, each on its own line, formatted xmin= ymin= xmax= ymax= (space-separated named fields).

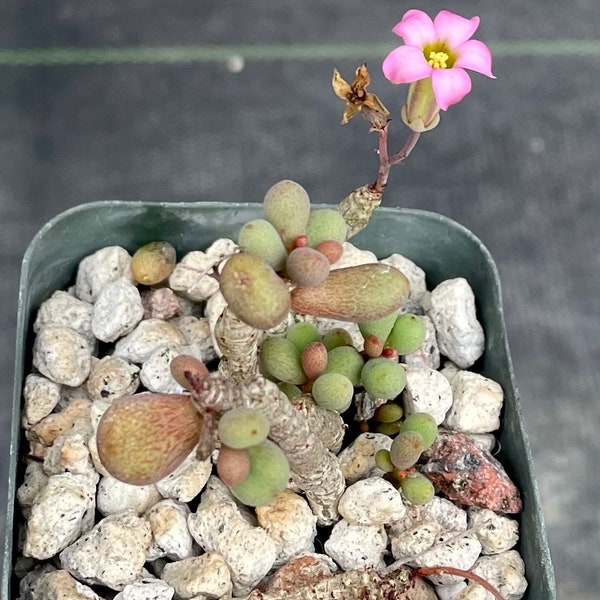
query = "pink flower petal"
xmin=431 ymin=68 xmax=472 ymax=110
xmin=454 ymin=40 xmax=495 ymax=78
xmin=392 ymin=9 xmax=435 ymax=48
xmin=383 ymin=45 xmax=433 ymax=84
xmin=433 ymin=10 xmax=480 ymax=49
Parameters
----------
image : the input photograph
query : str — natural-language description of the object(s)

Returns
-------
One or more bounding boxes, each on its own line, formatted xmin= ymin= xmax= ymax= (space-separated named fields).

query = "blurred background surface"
xmin=1 ymin=2 xmax=599 ymax=597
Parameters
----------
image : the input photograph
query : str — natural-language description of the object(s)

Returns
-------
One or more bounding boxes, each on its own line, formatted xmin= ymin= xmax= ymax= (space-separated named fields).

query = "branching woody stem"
xmin=338 ymin=127 xmax=421 ymax=238
xmin=187 ymin=371 xmax=345 ymax=525
xmin=215 ymin=307 xmax=260 ymax=384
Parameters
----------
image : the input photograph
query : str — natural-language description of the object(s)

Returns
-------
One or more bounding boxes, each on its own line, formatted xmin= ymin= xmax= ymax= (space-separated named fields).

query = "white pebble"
xmin=390 ymin=520 xmax=443 ymax=562
xmin=169 ymin=251 xmax=220 ymax=301
xmin=380 ymin=253 xmax=427 ymax=302
xmin=32 ymin=326 xmax=92 ymax=387
xmin=332 ymin=242 xmax=377 ymax=269
xmin=24 ymin=568 xmax=103 ymax=600
xmin=467 ymin=550 xmax=528 ymax=600
xmin=205 ymin=237 xmax=238 ymax=262
xmin=324 ymin=519 xmax=387 ymax=570
xmin=23 ymin=472 xmax=97 ymax=560
xmin=22 ymin=373 xmax=61 ymax=427
xmin=337 ymin=432 xmax=393 ymax=484
xmin=113 ymin=318 xmax=187 ymax=363
xmin=97 ymin=475 xmax=161 ymax=516
xmin=407 ymin=531 xmax=483 ymax=585
xmin=75 ymin=246 xmax=132 ymax=303
xmin=435 ymin=581 xmax=468 ymax=600
xmin=17 ymin=460 xmax=49 ymax=518
xmin=468 ymin=507 xmax=519 ymax=555
xmin=161 ymin=553 xmax=233 ymax=599
xmin=86 ymin=356 xmax=140 ymax=402
xmin=140 ymin=345 xmax=187 ymax=393
xmin=146 ymin=499 xmax=194 ymax=561
xmin=155 ymin=451 xmax=212 ymax=503
xmin=403 ymin=367 xmax=453 ymax=425
xmin=114 ymin=579 xmax=174 ymax=600
xmin=91 ymin=278 xmax=144 ymax=342
xmin=444 ymin=370 xmax=503 ymax=434
xmin=59 ymin=510 xmax=152 ymax=590
xmin=34 ymin=290 xmax=95 ymax=347
xmin=169 ymin=315 xmax=217 ymax=362
xmin=42 ymin=425 xmax=95 ymax=477
xmin=427 ymin=278 xmax=485 ymax=368
xmin=338 ymin=477 xmax=405 ymax=526
xmin=256 ymin=488 xmax=317 ymax=567
xmin=188 ymin=477 xmax=276 ymax=595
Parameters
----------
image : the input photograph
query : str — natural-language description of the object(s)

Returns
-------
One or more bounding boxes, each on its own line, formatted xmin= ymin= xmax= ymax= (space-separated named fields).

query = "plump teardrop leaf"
xmin=306 ymin=209 xmax=347 ymax=247
xmin=259 ymin=336 xmax=307 ymax=385
xmin=400 ymin=472 xmax=435 ymax=505
xmin=220 ymin=252 xmax=291 ymax=330
xmin=97 ymin=393 xmax=202 ymax=485
xmin=263 ymin=180 xmax=311 ymax=250
xmin=229 ymin=440 xmax=290 ymax=506
xmin=216 ymin=445 xmax=251 ymax=486
xmin=286 ymin=247 xmax=330 ymax=287
xmin=218 ymin=407 xmax=270 ymax=449
xmin=324 ymin=345 xmax=364 ymax=386
xmin=311 ymin=372 xmax=354 ymax=413
xmin=170 ymin=354 xmax=209 ymax=391
xmin=386 ymin=313 xmax=427 ymax=354
xmin=389 ymin=430 xmax=425 ymax=470
xmin=238 ymin=219 xmax=288 ymax=271
xmin=291 ymin=264 xmax=409 ymax=322
xmin=285 ymin=321 xmax=321 ymax=353
xmin=399 ymin=412 xmax=438 ymax=450
xmin=301 ymin=341 xmax=328 ymax=380
xmin=361 ymin=357 xmax=406 ymax=399
xmin=322 ymin=328 xmax=354 ymax=351
xmin=131 ymin=241 xmax=177 ymax=285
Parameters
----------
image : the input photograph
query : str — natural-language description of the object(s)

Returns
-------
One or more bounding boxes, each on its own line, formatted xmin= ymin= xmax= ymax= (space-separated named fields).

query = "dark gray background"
xmin=1 ymin=1 xmax=598 ymax=597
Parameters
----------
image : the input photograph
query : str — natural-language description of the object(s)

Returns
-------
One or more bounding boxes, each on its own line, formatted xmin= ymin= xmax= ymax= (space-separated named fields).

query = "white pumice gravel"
xmin=169 ymin=315 xmax=217 ymax=362
xmin=169 ymin=250 xmax=222 ymax=302
xmin=161 ymin=553 xmax=233 ymax=599
xmin=435 ymin=581 xmax=468 ymax=600
xmin=32 ymin=326 xmax=93 ymax=387
xmin=16 ymin=460 xmax=49 ymax=519
xmin=188 ymin=478 xmax=277 ymax=596
xmin=402 ymin=367 xmax=453 ymax=425
xmin=59 ymin=510 xmax=152 ymax=591
xmin=337 ymin=432 xmax=393 ymax=484
xmin=407 ymin=531 xmax=483 ymax=586
xmin=146 ymin=499 xmax=194 ymax=561
xmin=140 ymin=344 xmax=188 ymax=393
xmin=255 ymin=488 xmax=318 ymax=567
xmin=113 ymin=318 xmax=187 ymax=363
xmin=86 ymin=356 xmax=140 ymax=402
xmin=332 ymin=241 xmax=378 ymax=269
xmin=42 ymin=425 xmax=95 ymax=477
xmin=22 ymin=373 xmax=62 ymax=427
xmin=337 ymin=477 xmax=405 ymax=526
xmin=33 ymin=290 xmax=95 ymax=347
xmin=22 ymin=472 xmax=97 ymax=560
xmin=75 ymin=246 xmax=133 ymax=303
xmin=96 ymin=475 xmax=161 ymax=516
xmin=468 ymin=507 xmax=520 ymax=555
xmin=22 ymin=568 xmax=104 ymax=600
xmin=444 ymin=370 xmax=504 ymax=433
xmin=389 ymin=520 xmax=443 ymax=562
xmin=427 ymin=277 xmax=485 ymax=369
xmin=113 ymin=578 xmax=175 ymax=600
xmin=155 ymin=451 xmax=212 ymax=503
xmin=91 ymin=277 xmax=144 ymax=342
xmin=467 ymin=550 xmax=528 ymax=600
xmin=323 ymin=519 xmax=387 ymax=570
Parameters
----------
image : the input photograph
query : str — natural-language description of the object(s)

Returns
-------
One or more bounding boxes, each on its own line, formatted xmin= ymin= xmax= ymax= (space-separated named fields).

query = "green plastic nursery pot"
xmin=3 ymin=201 xmax=555 ymax=599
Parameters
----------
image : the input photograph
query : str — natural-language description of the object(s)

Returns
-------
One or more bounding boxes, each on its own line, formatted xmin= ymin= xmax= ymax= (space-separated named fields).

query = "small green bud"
xmin=238 ymin=219 xmax=288 ymax=271
xmin=361 ymin=357 xmax=406 ymax=399
xmin=386 ymin=313 xmax=427 ymax=355
xmin=311 ymin=372 xmax=354 ymax=413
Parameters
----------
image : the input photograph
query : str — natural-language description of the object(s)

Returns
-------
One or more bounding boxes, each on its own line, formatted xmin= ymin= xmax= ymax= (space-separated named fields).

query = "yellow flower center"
xmin=428 ymin=51 xmax=449 ymax=69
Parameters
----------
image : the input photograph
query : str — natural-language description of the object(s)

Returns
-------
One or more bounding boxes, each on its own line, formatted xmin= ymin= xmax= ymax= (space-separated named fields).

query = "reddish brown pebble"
xmin=421 ymin=430 xmax=523 ymax=513
xmin=141 ymin=288 xmax=181 ymax=320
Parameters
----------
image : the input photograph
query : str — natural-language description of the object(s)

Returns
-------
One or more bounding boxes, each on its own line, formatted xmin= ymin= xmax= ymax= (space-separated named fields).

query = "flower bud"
xmin=401 ymin=77 xmax=441 ymax=133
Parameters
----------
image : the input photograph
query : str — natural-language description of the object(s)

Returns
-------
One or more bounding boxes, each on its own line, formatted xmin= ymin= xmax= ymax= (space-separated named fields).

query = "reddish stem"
xmin=412 ymin=566 xmax=506 ymax=600
xmin=373 ymin=127 xmax=421 ymax=193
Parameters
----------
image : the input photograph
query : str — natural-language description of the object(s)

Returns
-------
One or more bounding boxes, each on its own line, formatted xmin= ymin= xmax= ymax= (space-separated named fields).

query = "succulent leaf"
xmin=291 ymin=263 xmax=409 ymax=322
xmin=96 ymin=392 xmax=202 ymax=485
xmin=220 ymin=252 xmax=291 ymax=330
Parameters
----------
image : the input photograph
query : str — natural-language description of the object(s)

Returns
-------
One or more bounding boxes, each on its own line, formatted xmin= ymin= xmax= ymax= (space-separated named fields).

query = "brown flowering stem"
xmin=411 ymin=566 xmax=507 ymax=600
xmin=373 ymin=126 xmax=421 ymax=194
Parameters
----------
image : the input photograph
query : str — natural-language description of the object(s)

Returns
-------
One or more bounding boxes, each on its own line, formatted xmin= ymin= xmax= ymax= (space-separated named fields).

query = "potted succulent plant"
xmin=3 ymin=9 xmax=555 ymax=600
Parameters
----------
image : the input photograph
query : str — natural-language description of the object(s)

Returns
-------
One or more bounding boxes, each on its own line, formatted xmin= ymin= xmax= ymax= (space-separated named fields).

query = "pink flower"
xmin=383 ymin=9 xmax=495 ymax=110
